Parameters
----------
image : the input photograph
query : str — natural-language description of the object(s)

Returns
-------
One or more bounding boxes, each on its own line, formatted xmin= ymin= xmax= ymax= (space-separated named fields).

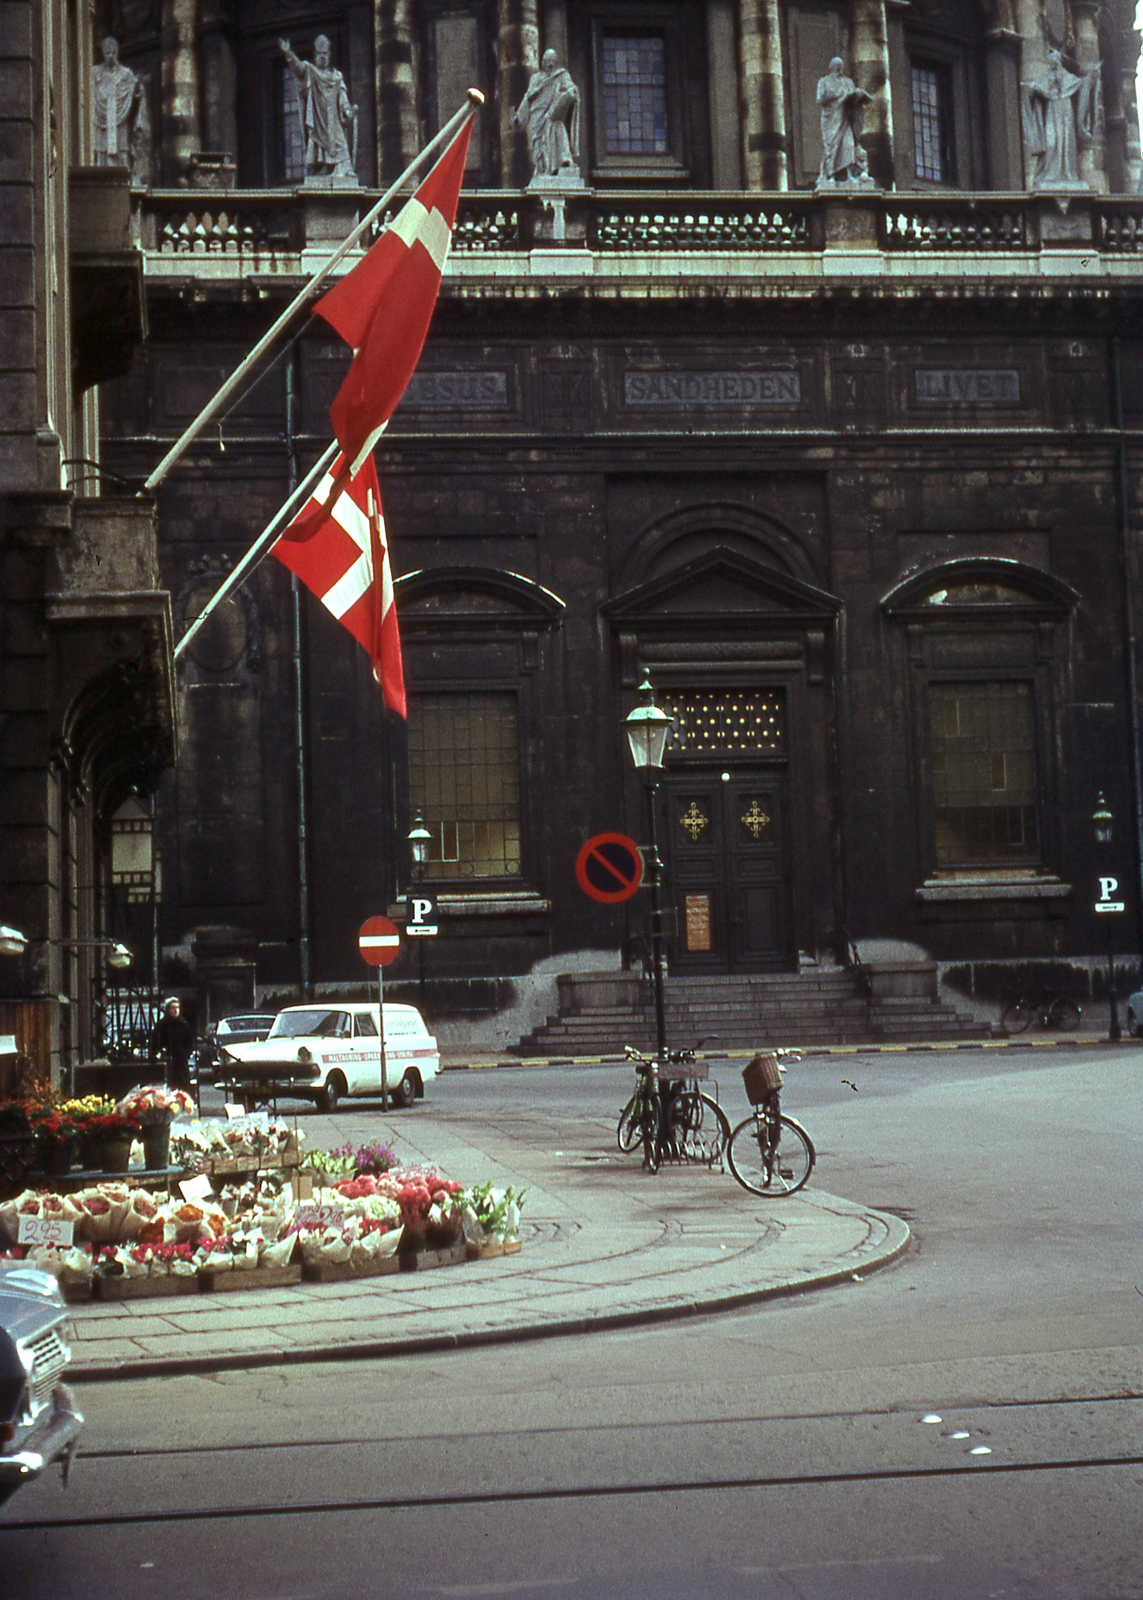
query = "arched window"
xmin=882 ymin=560 xmax=1078 ymax=893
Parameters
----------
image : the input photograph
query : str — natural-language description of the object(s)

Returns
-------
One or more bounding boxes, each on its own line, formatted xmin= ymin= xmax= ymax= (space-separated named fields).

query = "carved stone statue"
xmin=92 ymin=36 xmax=144 ymax=173
xmin=816 ymin=57 xmax=873 ymax=187
xmin=513 ymin=49 xmax=583 ymax=188
xmin=1021 ymin=49 xmax=1101 ymax=190
xmin=279 ymin=35 xmax=358 ymax=182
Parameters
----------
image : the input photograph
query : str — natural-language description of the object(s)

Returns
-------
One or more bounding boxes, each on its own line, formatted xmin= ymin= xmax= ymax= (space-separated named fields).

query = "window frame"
xmin=909 ymin=57 xmax=956 ymax=186
xmin=882 ymin=559 xmax=1079 ymax=892
xmin=588 ymin=6 xmax=689 ymax=182
xmin=924 ymin=676 xmax=1043 ymax=871
xmin=406 ymin=687 xmax=525 ymax=887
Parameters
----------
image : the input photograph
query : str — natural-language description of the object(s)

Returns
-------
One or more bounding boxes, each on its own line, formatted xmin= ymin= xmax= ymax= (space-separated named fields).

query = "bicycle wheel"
xmin=641 ymin=1089 xmax=662 ymax=1172
xmin=1049 ymin=998 xmax=1081 ymax=1031
xmin=667 ymin=1091 xmax=730 ymax=1164
xmin=727 ymin=1113 xmax=814 ymax=1197
xmin=1002 ymin=1000 xmax=1034 ymax=1034
xmin=617 ymin=1093 xmax=644 ymax=1153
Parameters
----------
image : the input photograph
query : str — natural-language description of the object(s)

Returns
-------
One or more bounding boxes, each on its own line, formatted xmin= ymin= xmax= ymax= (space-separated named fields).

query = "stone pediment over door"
xmin=602 ymin=548 xmax=842 ymax=687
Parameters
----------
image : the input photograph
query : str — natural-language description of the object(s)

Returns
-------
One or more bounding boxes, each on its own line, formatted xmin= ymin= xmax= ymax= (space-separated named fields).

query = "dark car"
xmin=0 ymin=1266 xmax=83 ymax=1507
xmin=197 ymin=1012 xmax=278 ymax=1081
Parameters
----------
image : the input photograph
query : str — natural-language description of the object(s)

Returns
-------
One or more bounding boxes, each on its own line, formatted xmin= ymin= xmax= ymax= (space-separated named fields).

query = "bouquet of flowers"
xmin=458 ymin=1182 xmax=524 ymax=1247
xmin=117 ymin=1085 xmax=195 ymax=1125
xmin=58 ymin=1095 xmax=142 ymax=1143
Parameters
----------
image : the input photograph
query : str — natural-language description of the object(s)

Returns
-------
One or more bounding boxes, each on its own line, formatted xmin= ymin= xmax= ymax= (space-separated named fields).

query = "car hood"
xmin=222 ymin=1039 xmax=321 ymax=1063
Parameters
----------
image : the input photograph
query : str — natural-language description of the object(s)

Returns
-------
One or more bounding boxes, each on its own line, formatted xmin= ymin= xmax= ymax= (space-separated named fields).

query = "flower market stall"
xmin=0 ymin=1106 xmax=524 ymax=1302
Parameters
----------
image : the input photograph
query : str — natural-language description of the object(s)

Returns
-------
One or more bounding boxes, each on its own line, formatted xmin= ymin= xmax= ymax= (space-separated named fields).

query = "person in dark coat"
xmin=151 ymin=996 xmax=194 ymax=1092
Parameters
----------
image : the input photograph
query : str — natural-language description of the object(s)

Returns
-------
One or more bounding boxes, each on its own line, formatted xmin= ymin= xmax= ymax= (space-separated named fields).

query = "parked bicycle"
xmin=616 ymin=1042 xmax=730 ymax=1172
xmin=726 ymin=1050 xmax=816 ymax=1198
xmin=1001 ymin=990 xmax=1081 ymax=1034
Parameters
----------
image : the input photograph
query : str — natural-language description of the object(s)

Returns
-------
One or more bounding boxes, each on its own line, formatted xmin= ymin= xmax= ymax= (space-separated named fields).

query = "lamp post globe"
xmin=0 ymin=925 xmax=28 ymax=958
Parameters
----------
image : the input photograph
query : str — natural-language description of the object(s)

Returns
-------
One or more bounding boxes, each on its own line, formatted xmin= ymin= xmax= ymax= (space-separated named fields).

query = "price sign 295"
xmin=17 ymin=1216 xmax=75 ymax=1248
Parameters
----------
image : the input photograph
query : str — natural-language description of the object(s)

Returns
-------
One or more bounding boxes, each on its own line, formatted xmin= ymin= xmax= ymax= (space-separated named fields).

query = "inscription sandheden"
xmin=402 ymin=371 xmax=510 ymax=407
xmin=914 ymin=369 xmax=1020 ymax=404
xmin=624 ymin=371 xmax=801 ymax=407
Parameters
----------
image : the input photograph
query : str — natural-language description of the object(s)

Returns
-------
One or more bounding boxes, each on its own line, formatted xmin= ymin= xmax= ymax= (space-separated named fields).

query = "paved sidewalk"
xmin=68 ymin=1108 xmax=909 ymax=1382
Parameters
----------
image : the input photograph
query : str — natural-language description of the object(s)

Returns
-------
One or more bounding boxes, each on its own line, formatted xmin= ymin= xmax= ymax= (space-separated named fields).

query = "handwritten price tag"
xmin=223 ymin=1110 xmax=271 ymax=1133
xmin=179 ymin=1174 xmax=215 ymax=1203
xmin=17 ymin=1216 xmax=75 ymax=1248
xmin=293 ymin=1205 xmax=344 ymax=1232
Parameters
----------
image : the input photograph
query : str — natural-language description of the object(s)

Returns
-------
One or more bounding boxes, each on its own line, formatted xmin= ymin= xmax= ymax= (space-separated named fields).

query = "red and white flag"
xmin=315 ymin=118 xmax=473 ymax=475
xmin=271 ymin=453 xmax=406 ymax=717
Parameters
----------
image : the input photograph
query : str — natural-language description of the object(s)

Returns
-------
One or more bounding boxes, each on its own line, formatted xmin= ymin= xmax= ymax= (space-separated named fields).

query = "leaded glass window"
xmin=911 ymin=62 xmax=952 ymax=183
xmin=929 ymin=681 xmax=1039 ymax=865
xmin=658 ymin=690 xmax=785 ymax=756
xmin=408 ymin=694 xmax=521 ymax=879
xmin=601 ymin=34 xmax=668 ymax=156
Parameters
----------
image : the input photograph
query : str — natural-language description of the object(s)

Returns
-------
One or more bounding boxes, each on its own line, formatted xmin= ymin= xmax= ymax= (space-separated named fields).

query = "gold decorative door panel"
xmin=663 ymin=773 xmax=791 ymax=972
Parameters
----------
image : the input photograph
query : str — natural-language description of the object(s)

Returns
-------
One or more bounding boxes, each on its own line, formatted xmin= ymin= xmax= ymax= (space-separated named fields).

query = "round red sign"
xmin=575 ymin=833 xmax=644 ymax=904
xmin=358 ymin=915 xmax=401 ymax=967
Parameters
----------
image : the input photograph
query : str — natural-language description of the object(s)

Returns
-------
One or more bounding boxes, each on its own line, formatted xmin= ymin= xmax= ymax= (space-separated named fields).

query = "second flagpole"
xmin=173 ymin=439 xmax=339 ymax=661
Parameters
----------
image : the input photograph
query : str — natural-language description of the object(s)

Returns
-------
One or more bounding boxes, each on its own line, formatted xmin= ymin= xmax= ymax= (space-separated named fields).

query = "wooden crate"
xmin=96 ymin=1271 xmax=200 ymax=1300
xmin=465 ymin=1237 xmax=523 ymax=1262
xmin=398 ymin=1243 xmax=467 ymax=1272
xmin=300 ymin=1254 xmax=401 ymax=1283
xmin=200 ymin=1263 xmax=303 ymax=1292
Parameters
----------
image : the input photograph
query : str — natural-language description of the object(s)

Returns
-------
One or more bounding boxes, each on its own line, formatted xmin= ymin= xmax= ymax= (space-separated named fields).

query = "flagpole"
xmin=144 ymin=90 xmax=484 ymax=496
xmin=173 ymin=439 xmax=340 ymax=661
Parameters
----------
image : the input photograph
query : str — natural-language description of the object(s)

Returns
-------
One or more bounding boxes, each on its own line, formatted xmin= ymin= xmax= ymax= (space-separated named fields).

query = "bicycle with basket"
xmin=725 ymin=1049 xmax=816 ymax=1197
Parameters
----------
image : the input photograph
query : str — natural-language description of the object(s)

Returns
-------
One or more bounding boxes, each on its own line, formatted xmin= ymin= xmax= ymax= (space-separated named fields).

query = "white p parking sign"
xmin=406 ymin=893 xmax=439 ymax=937
xmin=1095 ymin=876 xmax=1126 ymax=914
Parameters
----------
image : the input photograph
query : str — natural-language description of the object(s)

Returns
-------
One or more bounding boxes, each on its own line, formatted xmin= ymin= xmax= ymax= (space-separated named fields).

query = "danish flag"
xmin=315 ymin=118 xmax=473 ymax=475
xmin=269 ymin=117 xmax=475 ymax=711
xmin=271 ymin=453 xmax=406 ymax=717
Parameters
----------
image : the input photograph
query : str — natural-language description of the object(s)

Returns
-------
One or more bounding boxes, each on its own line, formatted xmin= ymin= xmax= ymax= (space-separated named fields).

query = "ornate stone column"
xmin=848 ymin=0 xmax=894 ymax=188
xmin=983 ymin=25 xmax=1023 ymax=188
xmin=1072 ymin=0 xmax=1105 ymax=192
xmin=498 ymin=0 xmax=540 ymax=188
xmin=376 ymin=0 xmax=420 ymax=184
xmin=161 ymin=0 xmax=200 ymax=181
xmin=737 ymin=0 xmax=789 ymax=190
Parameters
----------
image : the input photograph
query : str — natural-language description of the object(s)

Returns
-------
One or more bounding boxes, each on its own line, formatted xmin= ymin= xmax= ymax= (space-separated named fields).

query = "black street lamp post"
xmin=407 ymin=811 xmax=431 ymax=1019
xmin=1093 ymin=792 xmax=1122 ymax=1043
xmin=624 ymin=674 xmax=674 ymax=1061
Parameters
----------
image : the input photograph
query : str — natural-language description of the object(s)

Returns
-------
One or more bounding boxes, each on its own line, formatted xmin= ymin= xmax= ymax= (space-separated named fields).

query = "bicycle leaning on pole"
xmin=725 ymin=1050 xmax=816 ymax=1197
xmin=616 ymin=1041 xmax=730 ymax=1172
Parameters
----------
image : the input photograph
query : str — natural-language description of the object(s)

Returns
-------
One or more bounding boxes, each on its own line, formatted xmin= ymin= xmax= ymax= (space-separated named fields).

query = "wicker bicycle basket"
xmin=742 ymin=1052 xmax=783 ymax=1103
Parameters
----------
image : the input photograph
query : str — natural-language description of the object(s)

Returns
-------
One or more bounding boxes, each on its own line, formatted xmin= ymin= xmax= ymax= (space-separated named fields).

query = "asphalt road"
xmin=4 ymin=1046 xmax=1141 ymax=1599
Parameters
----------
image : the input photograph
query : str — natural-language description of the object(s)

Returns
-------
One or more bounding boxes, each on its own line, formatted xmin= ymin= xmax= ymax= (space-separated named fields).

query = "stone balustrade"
xmin=134 ymin=187 xmax=1143 ymax=282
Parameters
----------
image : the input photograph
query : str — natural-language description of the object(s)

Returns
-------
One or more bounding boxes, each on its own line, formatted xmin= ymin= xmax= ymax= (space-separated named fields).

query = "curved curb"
xmin=70 ymin=1202 xmax=911 ymax=1386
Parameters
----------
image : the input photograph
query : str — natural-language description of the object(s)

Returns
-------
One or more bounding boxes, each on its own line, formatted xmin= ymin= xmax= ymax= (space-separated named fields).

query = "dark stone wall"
xmin=100 ymin=297 xmax=1143 ymax=998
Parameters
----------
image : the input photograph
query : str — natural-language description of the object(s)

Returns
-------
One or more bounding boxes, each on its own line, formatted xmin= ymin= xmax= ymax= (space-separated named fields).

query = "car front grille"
xmin=23 ymin=1324 xmax=70 ymax=1415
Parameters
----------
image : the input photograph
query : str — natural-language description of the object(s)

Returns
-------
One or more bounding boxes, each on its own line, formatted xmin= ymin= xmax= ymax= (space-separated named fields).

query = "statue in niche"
xmin=514 ymin=49 xmax=583 ymax=189
xmin=92 ymin=36 xmax=146 ymax=175
xmin=1021 ymin=49 xmax=1101 ymax=189
xmin=816 ymin=57 xmax=874 ymax=187
xmin=279 ymin=35 xmax=358 ymax=182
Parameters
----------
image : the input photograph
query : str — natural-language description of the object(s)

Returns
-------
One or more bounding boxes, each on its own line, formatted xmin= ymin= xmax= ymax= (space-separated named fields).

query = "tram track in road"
xmin=5 ymin=1391 xmax=1142 ymax=1534
xmin=3 ymin=1449 xmax=1142 ymax=1533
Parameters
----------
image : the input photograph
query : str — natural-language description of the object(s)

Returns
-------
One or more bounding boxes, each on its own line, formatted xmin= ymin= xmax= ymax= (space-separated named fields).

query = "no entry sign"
xmin=576 ymin=833 xmax=644 ymax=904
xmin=358 ymin=915 xmax=401 ymax=966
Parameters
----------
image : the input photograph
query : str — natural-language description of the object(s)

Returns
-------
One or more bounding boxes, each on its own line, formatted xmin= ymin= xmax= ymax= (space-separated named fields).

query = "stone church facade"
xmin=89 ymin=0 xmax=1143 ymax=1046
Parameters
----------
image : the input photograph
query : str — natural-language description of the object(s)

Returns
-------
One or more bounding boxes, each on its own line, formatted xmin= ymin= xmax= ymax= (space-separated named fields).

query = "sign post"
xmin=359 ymin=916 xmax=400 ymax=1110
xmin=1094 ymin=877 xmax=1126 ymax=1042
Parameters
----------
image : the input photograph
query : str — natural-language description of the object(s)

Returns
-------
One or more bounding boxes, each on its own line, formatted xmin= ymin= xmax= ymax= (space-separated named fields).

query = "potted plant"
xmin=117 ymin=1085 xmax=195 ymax=1170
xmin=60 ymin=1096 xmax=143 ymax=1173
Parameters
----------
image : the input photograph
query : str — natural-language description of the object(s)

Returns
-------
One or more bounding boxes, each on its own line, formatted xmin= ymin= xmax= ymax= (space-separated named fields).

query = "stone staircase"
xmin=514 ymin=967 xmax=991 ymax=1056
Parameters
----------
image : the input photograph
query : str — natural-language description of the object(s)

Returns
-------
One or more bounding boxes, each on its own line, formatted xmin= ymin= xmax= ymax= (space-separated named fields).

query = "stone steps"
xmin=515 ymin=969 xmax=989 ymax=1055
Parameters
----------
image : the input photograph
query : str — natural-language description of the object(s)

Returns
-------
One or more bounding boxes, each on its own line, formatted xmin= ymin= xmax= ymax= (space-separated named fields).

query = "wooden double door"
xmin=661 ymin=770 xmax=793 ymax=972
